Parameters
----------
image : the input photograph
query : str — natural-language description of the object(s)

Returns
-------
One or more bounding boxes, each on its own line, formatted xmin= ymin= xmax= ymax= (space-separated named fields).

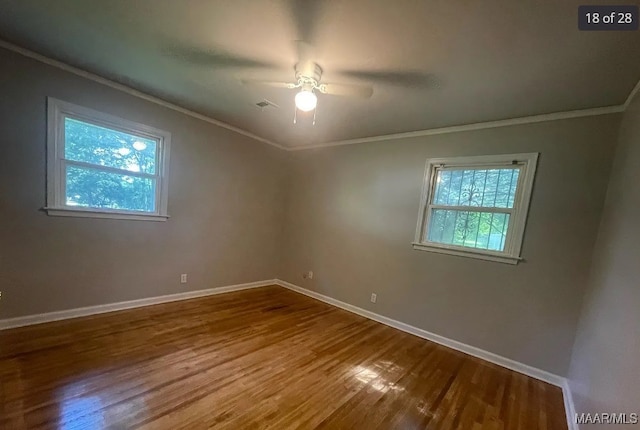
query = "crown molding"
xmin=2 ymin=38 xmax=638 ymax=153
xmin=293 ymin=76 xmax=640 ymax=151
xmin=623 ymin=77 xmax=640 ymax=110
xmin=290 ymin=104 xmax=625 ymax=151
xmin=0 ymin=39 xmax=286 ymax=151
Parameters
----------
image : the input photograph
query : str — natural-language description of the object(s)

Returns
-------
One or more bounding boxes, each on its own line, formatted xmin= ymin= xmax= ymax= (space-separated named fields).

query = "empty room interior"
xmin=1 ymin=1 xmax=639 ymax=429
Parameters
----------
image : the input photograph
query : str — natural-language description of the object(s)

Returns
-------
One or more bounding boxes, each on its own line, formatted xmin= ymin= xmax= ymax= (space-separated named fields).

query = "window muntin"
xmin=46 ymin=98 xmax=171 ymax=221
xmin=414 ymin=154 xmax=538 ymax=264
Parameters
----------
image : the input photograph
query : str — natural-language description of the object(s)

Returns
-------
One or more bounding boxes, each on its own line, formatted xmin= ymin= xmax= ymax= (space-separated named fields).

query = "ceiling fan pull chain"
xmin=293 ymin=105 xmax=298 ymax=124
xmin=312 ymin=105 xmax=317 ymax=126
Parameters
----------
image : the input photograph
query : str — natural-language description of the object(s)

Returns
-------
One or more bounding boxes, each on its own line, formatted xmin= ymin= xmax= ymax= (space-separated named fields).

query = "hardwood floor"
xmin=0 ymin=286 xmax=567 ymax=430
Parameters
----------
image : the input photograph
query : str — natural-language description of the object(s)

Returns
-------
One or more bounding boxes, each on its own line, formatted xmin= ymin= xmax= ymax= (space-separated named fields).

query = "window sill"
xmin=411 ymin=242 xmax=522 ymax=265
xmin=44 ymin=207 xmax=169 ymax=222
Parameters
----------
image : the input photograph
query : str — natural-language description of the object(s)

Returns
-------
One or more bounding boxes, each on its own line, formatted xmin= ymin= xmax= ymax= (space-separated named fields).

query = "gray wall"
xmin=279 ymin=115 xmax=621 ymax=375
xmin=567 ymin=94 xmax=640 ymax=427
xmin=1 ymin=42 xmax=635 ymax=392
xmin=0 ymin=47 xmax=287 ymax=319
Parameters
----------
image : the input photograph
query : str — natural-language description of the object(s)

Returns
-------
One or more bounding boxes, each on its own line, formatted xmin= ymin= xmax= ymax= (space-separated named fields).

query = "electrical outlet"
xmin=303 ymin=271 xmax=314 ymax=280
xmin=180 ymin=274 xmax=188 ymax=284
xmin=370 ymin=293 xmax=377 ymax=303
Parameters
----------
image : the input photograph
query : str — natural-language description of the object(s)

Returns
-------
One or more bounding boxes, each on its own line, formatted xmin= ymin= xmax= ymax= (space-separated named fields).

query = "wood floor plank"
xmin=0 ymin=286 xmax=568 ymax=429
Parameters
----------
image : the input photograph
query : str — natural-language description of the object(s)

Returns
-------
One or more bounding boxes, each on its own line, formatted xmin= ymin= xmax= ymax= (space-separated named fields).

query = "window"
xmin=46 ymin=98 xmax=171 ymax=221
xmin=413 ymin=153 xmax=538 ymax=264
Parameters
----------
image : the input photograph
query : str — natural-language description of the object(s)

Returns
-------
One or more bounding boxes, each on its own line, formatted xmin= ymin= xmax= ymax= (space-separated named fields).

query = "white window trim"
xmin=413 ymin=153 xmax=539 ymax=264
xmin=45 ymin=98 xmax=171 ymax=221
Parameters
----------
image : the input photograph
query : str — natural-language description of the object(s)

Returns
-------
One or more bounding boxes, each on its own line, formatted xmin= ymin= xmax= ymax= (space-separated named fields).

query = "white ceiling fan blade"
xmin=240 ymin=79 xmax=298 ymax=89
xmin=318 ymin=83 xmax=374 ymax=98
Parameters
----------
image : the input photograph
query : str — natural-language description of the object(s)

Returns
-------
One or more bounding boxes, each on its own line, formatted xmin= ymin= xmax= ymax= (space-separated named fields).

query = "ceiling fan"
xmin=240 ymin=41 xmax=374 ymax=120
xmin=161 ymin=1 xmax=434 ymax=122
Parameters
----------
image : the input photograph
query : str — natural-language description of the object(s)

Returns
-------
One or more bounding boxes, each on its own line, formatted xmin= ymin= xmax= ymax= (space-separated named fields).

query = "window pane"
xmin=433 ymin=168 xmax=520 ymax=209
xmin=66 ymin=165 xmax=156 ymax=212
xmin=64 ymin=118 xmax=157 ymax=174
xmin=427 ymin=209 xmax=510 ymax=251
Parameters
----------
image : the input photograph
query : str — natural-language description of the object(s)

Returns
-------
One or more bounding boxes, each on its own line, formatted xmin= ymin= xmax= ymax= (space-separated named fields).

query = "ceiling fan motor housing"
xmin=295 ymin=61 xmax=323 ymax=89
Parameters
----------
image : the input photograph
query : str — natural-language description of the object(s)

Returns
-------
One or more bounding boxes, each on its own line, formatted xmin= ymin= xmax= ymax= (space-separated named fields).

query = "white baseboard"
xmin=1 ymin=278 xmax=576 ymax=426
xmin=0 ymin=279 xmax=277 ymax=330
xmin=275 ymin=279 xmax=579 ymax=426
xmin=275 ymin=279 xmax=565 ymax=387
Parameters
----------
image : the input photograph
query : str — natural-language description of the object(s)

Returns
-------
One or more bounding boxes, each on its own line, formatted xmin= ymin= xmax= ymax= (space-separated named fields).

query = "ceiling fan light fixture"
xmin=294 ymin=89 xmax=317 ymax=112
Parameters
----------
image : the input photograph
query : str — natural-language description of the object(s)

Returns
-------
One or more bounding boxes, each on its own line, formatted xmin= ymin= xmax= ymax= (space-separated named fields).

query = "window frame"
xmin=45 ymin=98 xmax=171 ymax=221
xmin=413 ymin=153 xmax=539 ymax=264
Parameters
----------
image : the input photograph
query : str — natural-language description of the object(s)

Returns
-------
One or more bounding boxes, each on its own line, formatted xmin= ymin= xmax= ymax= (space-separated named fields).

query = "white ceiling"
xmin=0 ymin=0 xmax=639 ymax=148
